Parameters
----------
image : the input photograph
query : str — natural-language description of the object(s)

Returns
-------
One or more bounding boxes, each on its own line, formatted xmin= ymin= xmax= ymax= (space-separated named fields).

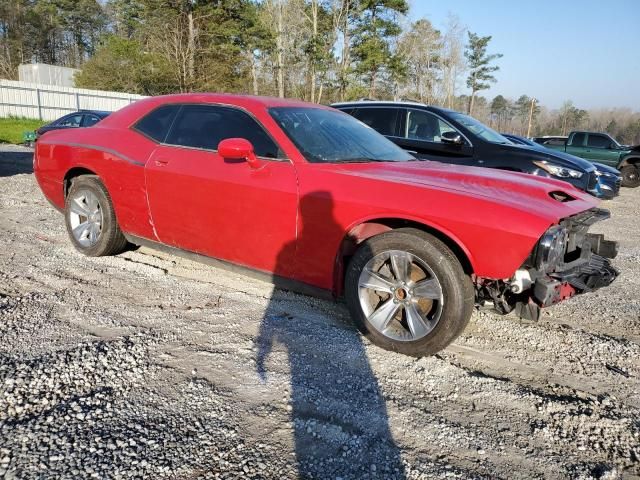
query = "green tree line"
xmin=1 ymin=0 xmax=639 ymax=143
xmin=0 ymin=0 xmax=499 ymax=104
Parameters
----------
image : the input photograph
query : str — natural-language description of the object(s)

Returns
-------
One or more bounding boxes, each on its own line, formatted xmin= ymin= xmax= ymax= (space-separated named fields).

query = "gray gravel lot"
xmin=0 ymin=144 xmax=639 ymax=479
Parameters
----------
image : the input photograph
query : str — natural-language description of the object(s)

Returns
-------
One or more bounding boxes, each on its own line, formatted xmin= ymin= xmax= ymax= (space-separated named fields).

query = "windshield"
xmin=607 ymin=134 xmax=622 ymax=148
xmin=449 ymin=112 xmax=511 ymax=144
xmin=269 ymin=107 xmax=415 ymax=163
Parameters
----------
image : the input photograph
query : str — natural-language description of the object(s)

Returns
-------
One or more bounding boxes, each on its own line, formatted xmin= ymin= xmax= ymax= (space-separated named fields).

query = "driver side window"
xmin=405 ymin=110 xmax=458 ymax=143
xmin=587 ymin=135 xmax=611 ymax=149
xmin=165 ymin=104 xmax=282 ymax=159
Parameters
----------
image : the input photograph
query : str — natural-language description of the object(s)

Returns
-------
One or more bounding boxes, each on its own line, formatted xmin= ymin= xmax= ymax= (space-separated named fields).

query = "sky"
xmin=410 ymin=0 xmax=640 ymax=111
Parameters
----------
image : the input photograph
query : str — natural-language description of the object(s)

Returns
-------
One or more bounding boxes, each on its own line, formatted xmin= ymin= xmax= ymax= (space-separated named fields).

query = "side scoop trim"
xmin=44 ymin=141 xmax=145 ymax=167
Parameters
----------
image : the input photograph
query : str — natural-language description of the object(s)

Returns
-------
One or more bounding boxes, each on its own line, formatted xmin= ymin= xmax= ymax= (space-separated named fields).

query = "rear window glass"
xmin=351 ymin=108 xmax=399 ymax=136
xmin=84 ymin=115 xmax=101 ymax=127
xmin=133 ymin=105 xmax=181 ymax=143
xmin=543 ymin=138 xmax=566 ymax=146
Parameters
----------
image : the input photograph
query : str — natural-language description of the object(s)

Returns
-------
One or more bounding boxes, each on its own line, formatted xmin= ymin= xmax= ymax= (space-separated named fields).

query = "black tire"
xmin=345 ymin=228 xmax=474 ymax=357
xmin=620 ymin=165 xmax=640 ymax=188
xmin=64 ymin=175 xmax=128 ymax=257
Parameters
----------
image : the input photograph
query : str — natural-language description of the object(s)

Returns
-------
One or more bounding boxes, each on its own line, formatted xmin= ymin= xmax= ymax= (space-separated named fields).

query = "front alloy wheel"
xmin=346 ymin=229 xmax=475 ymax=357
xmin=358 ymin=250 xmax=444 ymax=342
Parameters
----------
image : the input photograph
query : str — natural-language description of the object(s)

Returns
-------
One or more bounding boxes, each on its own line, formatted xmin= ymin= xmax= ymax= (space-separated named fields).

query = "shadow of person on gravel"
xmin=256 ymin=191 xmax=407 ymax=479
xmin=0 ymin=150 xmax=34 ymax=177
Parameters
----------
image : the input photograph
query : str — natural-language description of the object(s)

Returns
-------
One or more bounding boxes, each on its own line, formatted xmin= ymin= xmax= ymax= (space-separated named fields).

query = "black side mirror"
xmin=441 ymin=131 xmax=463 ymax=145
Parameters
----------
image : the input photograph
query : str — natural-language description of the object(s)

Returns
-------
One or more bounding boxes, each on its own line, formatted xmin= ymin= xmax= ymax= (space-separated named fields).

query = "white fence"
xmin=0 ymin=79 xmax=148 ymax=121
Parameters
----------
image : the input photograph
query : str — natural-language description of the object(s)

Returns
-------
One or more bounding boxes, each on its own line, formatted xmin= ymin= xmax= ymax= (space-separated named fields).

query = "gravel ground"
xmin=0 ymin=144 xmax=638 ymax=479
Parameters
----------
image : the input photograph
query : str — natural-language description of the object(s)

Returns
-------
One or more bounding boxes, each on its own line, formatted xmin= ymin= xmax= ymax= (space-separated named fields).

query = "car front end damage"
xmin=478 ymin=208 xmax=619 ymax=320
xmin=591 ymin=164 xmax=622 ymax=200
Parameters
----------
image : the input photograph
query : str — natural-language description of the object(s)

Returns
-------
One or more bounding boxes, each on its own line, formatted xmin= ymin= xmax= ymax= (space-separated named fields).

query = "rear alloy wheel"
xmin=345 ymin=229 xmax=474 ymax=357
xmin=65 ymin=176 xmax=128 ymax=256
xmin=620 ymin=165 xmax=640 ymax=188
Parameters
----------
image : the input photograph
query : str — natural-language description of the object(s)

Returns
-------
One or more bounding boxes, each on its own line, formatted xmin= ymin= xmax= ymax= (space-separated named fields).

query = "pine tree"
xmin=490 ymin=94 xmax=510 ymax=130
xmin=464 ymin=31 xmax=502 ymax=115
xmin=351 ymin=0 xmax=408 ymax=98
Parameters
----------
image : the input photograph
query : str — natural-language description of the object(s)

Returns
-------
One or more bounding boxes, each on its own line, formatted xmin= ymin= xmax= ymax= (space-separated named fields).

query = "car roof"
xmin=98 ymin=93 xmax=335 ymax=129
xmin=67 ymin=110 xmax=111 ymax=117
xmin=332 ymin=100 xmax=426 ymax=107
xmin=331 ymin=100 xmax=459 ymax=115
xmin=571 ymin=131 xmax=610 ymax=136
xmin=86 ymin=110 xmax=111 ymax=117
xmin=140 ymin=93 xmax=323 ymax=110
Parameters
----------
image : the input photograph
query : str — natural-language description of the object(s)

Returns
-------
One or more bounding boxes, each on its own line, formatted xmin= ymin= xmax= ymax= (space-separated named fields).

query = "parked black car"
xmin=332 ymin=101 xmax=620 ymax=199
xmin=36 ymin=110 xmax=111 ymax=139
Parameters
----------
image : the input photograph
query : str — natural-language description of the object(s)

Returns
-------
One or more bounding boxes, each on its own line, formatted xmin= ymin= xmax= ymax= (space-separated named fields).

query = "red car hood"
xmin=330 ymin=160 xmax=599 ymax=222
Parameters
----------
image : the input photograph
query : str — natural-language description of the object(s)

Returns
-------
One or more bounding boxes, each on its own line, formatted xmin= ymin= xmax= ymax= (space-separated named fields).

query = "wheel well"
xmin=619 ymin=157 xmax=640 ymax=169
xmin=63 ymin=167 xmax=97 ymax=197
xmin=333 ymin=218 xmax=474 ymax=296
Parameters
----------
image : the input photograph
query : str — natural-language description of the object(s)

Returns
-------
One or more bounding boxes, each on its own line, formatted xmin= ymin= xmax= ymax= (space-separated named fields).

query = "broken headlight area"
xmin=477 ymin=208 xmax=619 ymax=321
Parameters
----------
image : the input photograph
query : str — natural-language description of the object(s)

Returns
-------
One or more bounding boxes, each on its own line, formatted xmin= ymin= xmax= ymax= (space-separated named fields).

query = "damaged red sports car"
xmin=34 ymin=94 xmax=618 ymax=356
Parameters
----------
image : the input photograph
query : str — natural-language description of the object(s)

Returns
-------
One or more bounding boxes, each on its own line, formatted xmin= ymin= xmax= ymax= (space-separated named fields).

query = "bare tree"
xmin=440 ymin=14 xmax=465 ymax=108
xmin=397 ymin=18 xmax=441 ymax=103
xmin=145 ymin=13 xmax=192 ymax=92
xmin=262 ymin=0 xmax=308 ymax=98
xmin=335 ymin=0 xmax=352 ymax=101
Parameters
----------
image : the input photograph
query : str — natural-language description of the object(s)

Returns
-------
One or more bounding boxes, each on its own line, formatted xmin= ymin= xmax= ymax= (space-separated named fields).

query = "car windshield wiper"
xmin=341 ymin=157 xmax=417 ymax=163
xmin=340 ymin=157 xmax=388 ymax=163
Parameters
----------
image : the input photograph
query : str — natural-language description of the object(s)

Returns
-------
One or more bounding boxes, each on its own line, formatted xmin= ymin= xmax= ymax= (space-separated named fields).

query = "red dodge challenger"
xmin=34 ymin=94 xmax=618 ymax=356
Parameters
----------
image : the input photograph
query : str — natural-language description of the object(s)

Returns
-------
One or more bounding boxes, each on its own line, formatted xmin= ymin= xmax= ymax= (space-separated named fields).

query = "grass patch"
xmin=0 ymin=117 xmax=46 ymax=144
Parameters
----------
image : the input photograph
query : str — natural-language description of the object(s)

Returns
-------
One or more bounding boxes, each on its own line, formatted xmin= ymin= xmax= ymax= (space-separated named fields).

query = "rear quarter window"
xmin=544 ymin=138 xmax=567 ymax=146
xmin=133 ymin=105 xmax=181 ymax=143
xmin=83 ymin=115 xmax=101 ymax=127
xmin=351 ymin=108 xmax=399 ymax=136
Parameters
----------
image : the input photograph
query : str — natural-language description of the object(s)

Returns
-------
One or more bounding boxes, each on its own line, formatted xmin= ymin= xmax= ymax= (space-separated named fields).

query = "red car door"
xmin=144 ymin=104 xmax=299 ymax=277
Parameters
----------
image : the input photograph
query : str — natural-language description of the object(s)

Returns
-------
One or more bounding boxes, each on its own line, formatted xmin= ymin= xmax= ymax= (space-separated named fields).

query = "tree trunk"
xmin=250 ymin=53 xmax=259 ymax=95
xmin=468 ymin=90 xmax=476 ymax=115
xmin=338 ymin=0 xmax=350 ymax=102
xmin=369 ymin=70 xmax=377 ymax=98
xmin=187 ymin=9 xmax=195 ymax=89
xmin=276 ymin=1 xmax=285 ymax=98
xmin=368 ymin=6 xmax=377 ymax=98
xmin=309 ymin=0 xmax=318 ymax=103
xmin=446 ymin=65 xmax=456 ymax=109
xmin=526 ymin=98 xmax=535 ymax=138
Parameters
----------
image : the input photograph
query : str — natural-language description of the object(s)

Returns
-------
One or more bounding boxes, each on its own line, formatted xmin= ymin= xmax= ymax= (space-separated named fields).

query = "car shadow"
xmin=255 ymin=191 xmax=407 ymax=479
xmin=0 ymin=150 xmax=34 ymax=177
